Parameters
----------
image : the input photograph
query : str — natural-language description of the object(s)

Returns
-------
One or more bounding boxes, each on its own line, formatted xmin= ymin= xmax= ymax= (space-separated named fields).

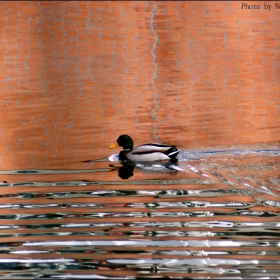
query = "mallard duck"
xmin=109 ymin=135 xmax=180 ymax=162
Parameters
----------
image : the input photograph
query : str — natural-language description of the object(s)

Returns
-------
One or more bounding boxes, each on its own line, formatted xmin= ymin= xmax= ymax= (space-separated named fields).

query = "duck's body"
xmin=109 ymin=135 xmax=180 ymax=162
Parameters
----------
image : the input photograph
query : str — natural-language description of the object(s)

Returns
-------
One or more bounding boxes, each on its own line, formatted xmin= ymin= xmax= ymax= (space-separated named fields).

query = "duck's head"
xmin=109 ymin=135 xmax=133 ymax=150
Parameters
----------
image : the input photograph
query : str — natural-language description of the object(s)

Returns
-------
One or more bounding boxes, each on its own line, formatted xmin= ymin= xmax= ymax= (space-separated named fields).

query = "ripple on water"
xmin=0 ymin=150 xmax=279 ymax=278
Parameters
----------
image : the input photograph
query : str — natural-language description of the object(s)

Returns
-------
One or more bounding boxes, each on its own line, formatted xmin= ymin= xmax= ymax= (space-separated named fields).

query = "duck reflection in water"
xmin=109 ymin=162 xmax=135 ymax=179
xmin=110 ymin=161 xmax=183 ymax=180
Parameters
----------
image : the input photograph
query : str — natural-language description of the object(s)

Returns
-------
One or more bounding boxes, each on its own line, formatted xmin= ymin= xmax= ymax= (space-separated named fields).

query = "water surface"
xmin=0 ymin=1 xmax=279 ymax=279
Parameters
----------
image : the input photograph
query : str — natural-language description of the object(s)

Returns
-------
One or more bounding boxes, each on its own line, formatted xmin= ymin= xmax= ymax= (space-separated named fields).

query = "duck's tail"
xmin=164 ymin=147 xmax=180 ymax=161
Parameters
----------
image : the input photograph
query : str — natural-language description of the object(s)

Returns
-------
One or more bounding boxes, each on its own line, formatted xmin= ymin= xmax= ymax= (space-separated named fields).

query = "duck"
xmin=109 ymin=135 xmax=180 ymax=162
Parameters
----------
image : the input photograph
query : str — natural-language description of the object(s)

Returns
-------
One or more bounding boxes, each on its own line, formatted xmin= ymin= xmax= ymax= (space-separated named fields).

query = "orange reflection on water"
xmin=0 ymin=2 xmax=279 ymax=166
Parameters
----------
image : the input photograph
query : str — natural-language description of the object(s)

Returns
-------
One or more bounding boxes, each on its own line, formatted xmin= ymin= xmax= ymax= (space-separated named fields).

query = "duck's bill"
xmin=109 ymin=142 xmax=119 ymax=149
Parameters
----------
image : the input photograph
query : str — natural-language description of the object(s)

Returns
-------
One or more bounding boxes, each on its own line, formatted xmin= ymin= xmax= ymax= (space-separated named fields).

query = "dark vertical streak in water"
xmin=150 ymin=1 xmax=160 ymax=142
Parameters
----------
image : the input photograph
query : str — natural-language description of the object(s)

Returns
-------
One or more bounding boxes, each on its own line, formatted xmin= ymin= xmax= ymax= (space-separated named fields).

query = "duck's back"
xmin=131 ymin=144 xmax=176 ymax=153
